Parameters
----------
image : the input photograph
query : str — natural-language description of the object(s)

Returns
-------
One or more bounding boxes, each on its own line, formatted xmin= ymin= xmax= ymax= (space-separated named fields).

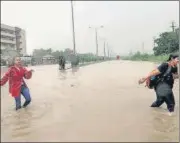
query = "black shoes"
xmin=15 ymin=106 xmax=21 ymax=110
xmin=22 ymin=101 xmax=31 ymax=108
xmin=15 ymin=101 xmax=31 ymax=110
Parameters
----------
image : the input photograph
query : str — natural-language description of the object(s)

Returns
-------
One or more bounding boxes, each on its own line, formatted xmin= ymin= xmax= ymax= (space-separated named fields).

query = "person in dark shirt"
xmin=138 ymin=54 xmax=179 ymax=115
xmin=59 ymin=56 xmax=65 ymax=70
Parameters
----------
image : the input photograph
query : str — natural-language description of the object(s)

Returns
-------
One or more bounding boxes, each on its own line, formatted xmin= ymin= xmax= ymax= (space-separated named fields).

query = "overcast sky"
xmin=1 ymin=1 xmax=179 ymax=56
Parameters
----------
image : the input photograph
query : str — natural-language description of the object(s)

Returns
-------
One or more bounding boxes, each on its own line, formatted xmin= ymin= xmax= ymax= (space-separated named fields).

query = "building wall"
xmin=1 ymin=43 xmax=16 ymax=50
xmin=15 ymin=27 xmax=27 ymax=55
xmin=1 ymin=24 xmax=17 ymax=50
xmin=20 ymin=29 xmax=27 ymax=55
xmin=1 ymin=23 xmax=27 ymax=56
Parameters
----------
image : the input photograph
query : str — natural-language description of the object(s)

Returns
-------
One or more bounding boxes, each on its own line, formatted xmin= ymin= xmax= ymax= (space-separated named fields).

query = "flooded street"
xmin=1 ymin=61 xmax=179 ymax=142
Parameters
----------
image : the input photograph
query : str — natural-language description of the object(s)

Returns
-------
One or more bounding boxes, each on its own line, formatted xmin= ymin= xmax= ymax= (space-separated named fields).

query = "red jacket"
xmin=0 ymin=66 xmax=32 ymax=97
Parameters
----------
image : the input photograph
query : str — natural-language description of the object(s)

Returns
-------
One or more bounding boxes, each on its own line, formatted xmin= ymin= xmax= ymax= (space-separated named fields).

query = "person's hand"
xmin=138 ymin=77 xmax=146 ymax=84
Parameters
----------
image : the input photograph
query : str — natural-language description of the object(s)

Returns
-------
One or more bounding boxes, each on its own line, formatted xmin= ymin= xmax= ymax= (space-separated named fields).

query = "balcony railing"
xmin=1 ymin=39 xmax=16 ymax=44
xmin=1 ymin=31 xmax=16 ymax=38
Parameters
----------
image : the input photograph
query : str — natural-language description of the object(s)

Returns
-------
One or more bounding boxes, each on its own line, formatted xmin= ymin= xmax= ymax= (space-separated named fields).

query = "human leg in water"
xmin=150 ymin=94 xmax=165 ymax=107
xmin=151 ymin=83 xmax=166 ymax=107
xmin=14 ymin=95 xmax=21 ymax=110
xmin=164 ymin=92 xmax=175 ymax=113
xmin=21 ymin=86 xmax=31 ymax=108
xmin=62 ymin=62 xmax=65 ymax=70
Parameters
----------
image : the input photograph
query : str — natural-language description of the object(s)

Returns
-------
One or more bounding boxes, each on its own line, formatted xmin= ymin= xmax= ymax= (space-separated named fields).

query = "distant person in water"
xmin=59 ymin=56 xmax=65 ymax=70
xmin=0 ymin=56 xmax=34 ymax=110
xmin=139 ymin=54 xmax=179 ymax=115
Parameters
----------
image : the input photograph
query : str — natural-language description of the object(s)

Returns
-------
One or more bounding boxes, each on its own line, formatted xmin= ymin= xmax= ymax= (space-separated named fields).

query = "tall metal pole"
xmin=95 ymin=28 xmax=98 ymax=56
xmin=107 ymin=42 xmax=110 ymax=59
xmin=171 ymin=21 xmax=175 ymax=32
xmin=89 ymin=26 xmax=103 ymax=57
xmin=104 ymin=41 xmax=106 ymax=58
xmin=71 ymin=1 xmax=76 ymax=54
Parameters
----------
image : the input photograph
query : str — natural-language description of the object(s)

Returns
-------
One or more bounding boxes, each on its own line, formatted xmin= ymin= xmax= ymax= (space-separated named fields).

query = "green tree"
xmin=153 ymin=29 xmax=179 ymax=56
xmin=32 ymin=48 xmax=53 ymax=58
xmin=64 ymin=48 xmax=73 ymax=60
xmin=1 ymin=47 xmax=20 ymax=58
xmin=47 ymin=48 xmax=52 ymax=54
xmin=51 ymin=50 xmax=62 ymax=59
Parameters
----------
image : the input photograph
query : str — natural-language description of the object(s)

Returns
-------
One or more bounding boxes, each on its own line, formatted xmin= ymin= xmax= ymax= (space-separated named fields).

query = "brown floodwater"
xmin=1 ymin=61 xmax=179 ymax=142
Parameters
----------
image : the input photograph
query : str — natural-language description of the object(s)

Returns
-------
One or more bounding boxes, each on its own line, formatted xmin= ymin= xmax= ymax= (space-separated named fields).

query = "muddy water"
xmin=1 ymin=61 xmax=179 ymax=142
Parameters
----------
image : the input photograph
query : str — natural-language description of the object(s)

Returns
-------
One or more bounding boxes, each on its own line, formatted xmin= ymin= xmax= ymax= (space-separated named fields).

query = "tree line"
xmin=32 ymin=48 xmax=108 ymax=63
xmin=122 ymin=25 xmax=179 ymax=61
xmin=153 ymin=27 xmax=179 ymax=56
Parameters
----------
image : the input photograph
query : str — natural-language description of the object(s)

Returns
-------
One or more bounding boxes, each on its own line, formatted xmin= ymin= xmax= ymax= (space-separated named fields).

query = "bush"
xmin=121 ymin=52 xmax=170 ymax=63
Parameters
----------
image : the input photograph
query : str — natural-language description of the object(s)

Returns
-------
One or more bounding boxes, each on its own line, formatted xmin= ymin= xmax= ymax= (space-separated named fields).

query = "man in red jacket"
xmin=1 ymin=56 xmax=34 ymax=110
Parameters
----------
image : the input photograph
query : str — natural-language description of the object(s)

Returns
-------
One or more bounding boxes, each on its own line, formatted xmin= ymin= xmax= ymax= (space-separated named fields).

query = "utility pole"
xmin=170 ymin=21 xmax=178 ymax=52
xmin=99 ymin=37 xmax=106 ymax=60
xmin=95 ymin=28 xmax=98 ymax=57
xmin=110 ymin=49 xmax=113 ymax=58
xmin=170 ymin=21 xmax=176 ymax=32
xmin=104 ymin=41 xmax=106 ymax=59
xmin=89 ymin=25 xmax=104 ymax=57
xmin=71 ymin=0 xmax=76 ymax=54
xmin=107 ymin=42 xmax=110 ymax=59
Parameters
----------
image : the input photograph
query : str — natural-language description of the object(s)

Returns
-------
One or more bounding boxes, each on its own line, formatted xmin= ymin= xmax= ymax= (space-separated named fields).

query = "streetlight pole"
xmin=89 ymin=25 xmax=103 ymax=57
xmin=104 ymin=41 xmax=106 ymax=59
xmin=71 ymin=0 xmax=76 ymax=54
xmin=107 ymin=42 xmax=110 ymax=59
xmin=95 ymin=28 xmax=98 ymax=57
xmin=99 ymin=37 xmax=106 ymax=59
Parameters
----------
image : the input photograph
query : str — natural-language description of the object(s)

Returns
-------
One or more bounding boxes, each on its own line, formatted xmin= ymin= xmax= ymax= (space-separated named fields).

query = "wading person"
xmin=59 ymin=56 xmax=65 ymax=70
xmin=0 ymin=56 xmax=34 ymax=110
xmin=138 ymin=54 xmax=179 ymax=115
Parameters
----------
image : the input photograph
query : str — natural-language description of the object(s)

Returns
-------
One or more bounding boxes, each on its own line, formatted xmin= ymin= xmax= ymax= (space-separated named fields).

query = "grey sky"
xmin=1 ymin=1 xmax=179 ymax=56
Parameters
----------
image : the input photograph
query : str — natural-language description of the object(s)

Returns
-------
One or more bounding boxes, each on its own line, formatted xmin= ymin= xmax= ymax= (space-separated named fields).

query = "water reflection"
xmin=2 ymin=108 xmax=33 ymax=140
xmin=58 ymin=69 xmax=67 ymax=80
xmin=71 ymin=67 xmax=79 ymax=75
xmin=147 ymin=109 xmax=178 ymax=142
xmin=154 ymin=111 xmax=177 ymax=130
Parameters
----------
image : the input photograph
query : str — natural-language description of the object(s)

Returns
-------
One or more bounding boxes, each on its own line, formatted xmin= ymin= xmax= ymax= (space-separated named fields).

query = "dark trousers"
xmin=59 ymin=62 xmax=65 ymax=70
xmin=14 ymin=85 xmax=31 ymax=110
xmin=151 ymin=82 xmax=175 ymax=112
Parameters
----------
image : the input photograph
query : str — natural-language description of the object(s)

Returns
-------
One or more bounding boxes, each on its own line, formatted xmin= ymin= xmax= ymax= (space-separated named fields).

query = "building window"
xmin=1 ymin=35 xmax=15 ymax=41
xmin=1 ymin=29 xmax=14 ymax=35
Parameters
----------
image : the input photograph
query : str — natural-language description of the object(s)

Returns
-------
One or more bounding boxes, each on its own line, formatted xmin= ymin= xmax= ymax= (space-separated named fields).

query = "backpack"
xmin=146 ymin=65 xmax=172 ymax=89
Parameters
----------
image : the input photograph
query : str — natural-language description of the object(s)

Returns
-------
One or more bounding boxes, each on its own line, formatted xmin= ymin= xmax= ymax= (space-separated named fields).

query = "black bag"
xmin=147 ymin=65 xmax=172 ymax=89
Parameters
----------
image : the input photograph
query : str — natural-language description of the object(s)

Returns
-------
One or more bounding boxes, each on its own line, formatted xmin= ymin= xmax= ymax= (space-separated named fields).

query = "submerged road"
xmin=1 ymin=61 xmax=179 ymax=142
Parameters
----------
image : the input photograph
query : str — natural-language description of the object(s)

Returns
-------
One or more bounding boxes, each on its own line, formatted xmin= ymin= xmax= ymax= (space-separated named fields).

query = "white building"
xmin=1 ymin=23 xmax=27 ymax=56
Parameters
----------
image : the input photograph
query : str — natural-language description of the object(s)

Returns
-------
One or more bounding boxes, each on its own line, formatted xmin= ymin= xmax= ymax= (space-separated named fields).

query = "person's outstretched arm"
xmin=139 ymin=63 xmax=167 ymax=84
xmin=23 ymin=67 xmax=33 ymax=79
xmin=0 ymin=68 xmax=11 ymax=86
